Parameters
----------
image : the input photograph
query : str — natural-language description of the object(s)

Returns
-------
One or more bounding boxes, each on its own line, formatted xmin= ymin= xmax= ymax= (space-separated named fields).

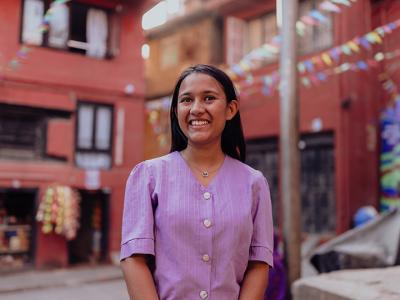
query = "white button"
xmin=203 ymin=219 xmax=212 ymax=228
xmin=202 ymin=254 xmax=210 ymax=262
xmin=203 ymin=192 xmax=211 ymax=200
xmin=199 ymin=290 xmax=208 ymax=299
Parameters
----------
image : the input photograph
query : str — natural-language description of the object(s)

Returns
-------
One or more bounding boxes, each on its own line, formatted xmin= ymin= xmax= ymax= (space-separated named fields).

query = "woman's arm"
xmin=121 ymin=255 xmax=159 ymax=300
xmin=239 ymin=261 xmax=269 ymax=300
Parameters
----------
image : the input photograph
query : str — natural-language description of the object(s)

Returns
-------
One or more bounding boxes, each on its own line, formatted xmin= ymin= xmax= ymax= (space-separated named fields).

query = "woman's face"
xmin=176 ymin=73 xmax=238 ymax=148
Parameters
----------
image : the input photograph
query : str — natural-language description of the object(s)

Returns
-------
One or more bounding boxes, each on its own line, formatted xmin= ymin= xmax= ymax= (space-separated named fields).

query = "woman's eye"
xmin=205 ymin=96 xmax=215 ymax=101
xmin=179 ymin=98 xmax=192 ymax=103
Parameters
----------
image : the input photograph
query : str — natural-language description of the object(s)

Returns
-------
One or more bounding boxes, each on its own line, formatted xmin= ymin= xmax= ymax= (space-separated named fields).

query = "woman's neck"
xmin=181 ymin=143 xmax=225 ymax=167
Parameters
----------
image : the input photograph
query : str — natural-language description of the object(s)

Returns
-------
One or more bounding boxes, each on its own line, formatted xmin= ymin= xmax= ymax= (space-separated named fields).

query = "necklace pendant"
xmin=202 ymin=171 xmax=209 ymax=177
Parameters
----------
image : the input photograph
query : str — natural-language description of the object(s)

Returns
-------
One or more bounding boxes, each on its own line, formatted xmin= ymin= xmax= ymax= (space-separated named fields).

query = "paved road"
xmin=1 ymin=279 xmax=129 ymax=300
xmin=0 ymin=265 xmax=129 ymax=300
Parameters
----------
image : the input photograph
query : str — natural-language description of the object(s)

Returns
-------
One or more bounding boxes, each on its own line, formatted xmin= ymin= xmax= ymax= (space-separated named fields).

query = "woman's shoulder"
xmin=226 ymin=156 xmax=265 ymax=182
xmin=130 ymin=152 xmax=178 ymax=174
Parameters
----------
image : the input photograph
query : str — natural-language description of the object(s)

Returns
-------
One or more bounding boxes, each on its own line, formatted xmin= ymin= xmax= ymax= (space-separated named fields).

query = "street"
xmin=1 ymin=279 xmax=128 ymax=300
xmin=0 ymin=265 xmax=129 ymax=300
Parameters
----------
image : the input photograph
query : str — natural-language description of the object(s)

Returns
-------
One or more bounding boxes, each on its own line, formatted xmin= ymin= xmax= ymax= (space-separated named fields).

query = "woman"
xmin=120 ymin=64 xmax=274 ymax=300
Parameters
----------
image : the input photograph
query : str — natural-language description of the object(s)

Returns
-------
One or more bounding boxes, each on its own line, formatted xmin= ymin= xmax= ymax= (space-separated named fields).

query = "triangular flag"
xmin=374 ymin=52 xmax=384 ymax=62
xmin=375 ymin=27 xmax=385 ymax=37
xmin=331 ymin=0 xmax=351 ymax=6
xmin=312 ymin=56 xmax=325 ymax=68
xmin=359 ymin=37 xmax=372 ymax=50
xmin=341 ymin=44 xmax=352 ymax=55
xmin=245 ymin=74 xmax=254 ymax=85
xmin=262 ymin=86 xmax=271 ymax=96
xmin=329 ymin=47 xmax=341 ymax=62
xmin=301 ymin=77 xmax=312 ymax=88
xmin=319 ymin=1 xmax=341 ymax=13
xmin=262 ymin=76 xmax=273 ymax=86
xmin=309 ymin=10 xmax=329 ymax=23
xmin=232 ymin=64 xmax=245 ymax=77
xmin=357 ymin=61 xmax=369 ymax=70
xmin=301 ymin=15 xmax=319 ymax=26
xmin=321 ymin=53 xmax=333 ymax=66
xmin=340 ymin=63 xmax=351 ymax=72
xmin=296 ymin=21 xmax=306 ymax=36
xmin=366 ymin=32 xmax=382 ymax=44
xmin=347 ymin=41 xmax=360 ymax=52
xmin=317 ymin=72 xmax=328 ymax=81
xmin=297 ymin=62 xmax=306 ymax=73
xmin=305 ymin=60 xmax=315 ymax=72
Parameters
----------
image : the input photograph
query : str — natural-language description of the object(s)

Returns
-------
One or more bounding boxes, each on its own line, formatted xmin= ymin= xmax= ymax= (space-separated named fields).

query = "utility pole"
xmin=278 ymin=0 xmax=301 ymax=288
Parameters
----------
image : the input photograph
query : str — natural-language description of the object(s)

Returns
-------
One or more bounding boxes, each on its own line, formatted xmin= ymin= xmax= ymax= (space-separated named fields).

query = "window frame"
xmin=75 ymin=101 xmax=114 ymax=155
xmin=20 ymin=0 xmax=114 ymax=58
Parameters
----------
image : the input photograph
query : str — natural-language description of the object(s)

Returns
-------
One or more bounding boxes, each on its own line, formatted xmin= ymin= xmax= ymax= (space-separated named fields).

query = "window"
xmin=0 ymin=104 xmax=69 ymax=160
xmin=0 ymin=105 xmax=45 ymax=159
xmin=246 ymin=133 xmax=336 ymax=234
xmin=225 ymin=0 xmax=333 ymax=65
xmin=75 ymin=102 xmax=113 ymax=170
xmin=21 ymin=0 xmax=112 ymax=58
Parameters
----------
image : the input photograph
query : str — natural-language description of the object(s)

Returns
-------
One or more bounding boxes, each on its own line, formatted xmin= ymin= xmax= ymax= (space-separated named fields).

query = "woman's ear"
xmin=226 ymin=100 xmax=239 ymax=121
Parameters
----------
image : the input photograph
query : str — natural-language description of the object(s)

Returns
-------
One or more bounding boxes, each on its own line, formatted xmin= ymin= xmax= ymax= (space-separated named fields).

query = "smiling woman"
xmin=120 ymin=64 xmax=274 ymax=300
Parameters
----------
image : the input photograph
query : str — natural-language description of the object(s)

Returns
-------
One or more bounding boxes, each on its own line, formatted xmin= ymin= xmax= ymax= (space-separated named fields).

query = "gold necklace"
xmin=182 ymin=155 xmax=225 ymax=177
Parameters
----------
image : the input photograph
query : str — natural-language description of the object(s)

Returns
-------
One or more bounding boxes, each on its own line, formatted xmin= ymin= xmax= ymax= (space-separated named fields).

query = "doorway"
xmin=67 ymin=190 xmax=109 ymax=264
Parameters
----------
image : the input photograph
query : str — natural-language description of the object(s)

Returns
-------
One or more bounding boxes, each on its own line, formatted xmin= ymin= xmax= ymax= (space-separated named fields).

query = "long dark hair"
xmin=169 ymin=64 xmax=246 ymax=162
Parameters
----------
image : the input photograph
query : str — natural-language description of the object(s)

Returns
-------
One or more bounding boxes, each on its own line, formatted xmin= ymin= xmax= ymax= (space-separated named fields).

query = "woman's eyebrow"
xmin=178 ymin=92 xmax=192 ymax=97
xmin=203 ymin=90 xmax=219 ymax=94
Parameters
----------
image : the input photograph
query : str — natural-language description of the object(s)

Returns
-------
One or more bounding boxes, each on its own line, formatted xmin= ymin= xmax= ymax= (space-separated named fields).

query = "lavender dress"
xmin=121 ymin=151 xmax=274 ymax=300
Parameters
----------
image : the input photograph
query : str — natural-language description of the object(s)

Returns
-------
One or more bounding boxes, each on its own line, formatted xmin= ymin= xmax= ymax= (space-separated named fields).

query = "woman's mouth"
xmin=189 ymin=120 xmax=210 ymax=127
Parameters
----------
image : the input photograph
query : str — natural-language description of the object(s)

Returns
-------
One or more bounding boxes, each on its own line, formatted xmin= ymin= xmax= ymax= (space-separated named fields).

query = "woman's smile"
xmin=189 ymin=119 xmax=210 ymax=127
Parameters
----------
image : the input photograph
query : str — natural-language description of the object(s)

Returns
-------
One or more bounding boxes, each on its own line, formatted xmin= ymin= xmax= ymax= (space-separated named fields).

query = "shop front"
xmin=0 ymin=188 xmax=37 ymax=271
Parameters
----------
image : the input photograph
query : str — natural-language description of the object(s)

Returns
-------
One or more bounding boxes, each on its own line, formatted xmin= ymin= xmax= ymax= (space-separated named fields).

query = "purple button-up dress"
xmin=120 ymin=151 xmax=273 ymax=300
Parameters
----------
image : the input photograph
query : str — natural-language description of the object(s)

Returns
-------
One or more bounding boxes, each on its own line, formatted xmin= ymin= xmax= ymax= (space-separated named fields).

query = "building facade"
xmin=0 ymin=0 xmax=147 ymax=270
xmin=144 ymin=0 xmax=400 ymax=235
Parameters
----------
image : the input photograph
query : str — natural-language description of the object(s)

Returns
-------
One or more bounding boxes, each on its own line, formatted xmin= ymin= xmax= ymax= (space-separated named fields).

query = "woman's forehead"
xmin=179 ymin=73 xmax=224 ymax=95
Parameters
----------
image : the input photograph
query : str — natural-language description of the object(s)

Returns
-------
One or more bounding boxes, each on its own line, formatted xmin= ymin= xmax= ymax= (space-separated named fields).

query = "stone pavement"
xmin=293 ymin=266 xmax=400 ymax=300
xmin=0 ymin=264 xmax=129 ymax=300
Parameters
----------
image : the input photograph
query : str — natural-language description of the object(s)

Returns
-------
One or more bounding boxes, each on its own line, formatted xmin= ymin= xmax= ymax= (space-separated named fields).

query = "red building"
xmin=143 ymin=0 xmax=400 ymax=236
xmin=0 ymin=0 xmax=148 ymax=270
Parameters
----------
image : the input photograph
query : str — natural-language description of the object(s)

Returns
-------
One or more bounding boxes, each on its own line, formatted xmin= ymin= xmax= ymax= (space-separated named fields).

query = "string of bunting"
xmin=227 ymin=0 xmax=358 ymax=79
xmin=1 ymin=0 xmax=70 ymax=73
xmin=237 ymin=19 xmax=400 ymax=97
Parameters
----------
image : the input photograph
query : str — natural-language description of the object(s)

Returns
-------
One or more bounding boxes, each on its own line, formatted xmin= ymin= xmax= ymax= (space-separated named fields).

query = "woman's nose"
xmin=190 ymin=99 xmax=205 ymax=115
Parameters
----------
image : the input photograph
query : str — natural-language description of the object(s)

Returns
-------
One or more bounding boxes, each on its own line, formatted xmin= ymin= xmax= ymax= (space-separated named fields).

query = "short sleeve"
xmin=120 ymin=162 xmax=156 ymax=261
xmin=250 ymin=174 xmax=274 ymax=267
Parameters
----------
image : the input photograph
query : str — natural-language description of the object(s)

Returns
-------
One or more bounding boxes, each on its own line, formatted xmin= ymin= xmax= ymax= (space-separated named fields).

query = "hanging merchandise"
xmin=36 ymin=185 xmax=80 ymax=240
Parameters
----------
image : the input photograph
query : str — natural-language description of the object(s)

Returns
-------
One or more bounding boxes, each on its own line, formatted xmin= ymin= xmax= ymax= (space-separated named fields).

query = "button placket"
xmin=199 ymin=190 xmax=212 ymax=299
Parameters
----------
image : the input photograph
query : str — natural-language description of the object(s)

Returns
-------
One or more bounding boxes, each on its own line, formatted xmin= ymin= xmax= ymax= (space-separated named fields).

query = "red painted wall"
xmin=0 ymin=0 xmax=147 ymax=268
xmin=235 ymin=0 xmax=392 ymax=233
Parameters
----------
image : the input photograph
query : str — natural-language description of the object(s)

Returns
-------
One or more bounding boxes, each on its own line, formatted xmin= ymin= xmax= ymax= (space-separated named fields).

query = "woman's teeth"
xmin=191 ymin=120 xmax=209 ymax=126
